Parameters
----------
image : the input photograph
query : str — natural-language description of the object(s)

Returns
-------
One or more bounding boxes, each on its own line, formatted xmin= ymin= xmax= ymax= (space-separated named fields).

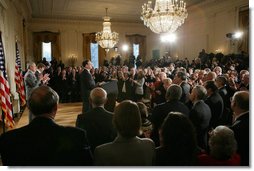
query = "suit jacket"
xmin=230 ymin=112 xmax=249 ymax=166
xmin=79 ymin=69 xmax=95 ymax=102
xmin=151 ymin=100 xmax=190 ymax=146
xmin=76 ymin=107 xmax=116 ymax=153
xmin=180 ymin=81 xmax=191 ymax=104
xmin=24 ymin=70 xmax=41 ymax=99
xmin=205 ymin=92 xmax=224 ymax=129
xmin=189 ymin=100 xmax=211 ymax=150
xmin=94 ymin=136 xmax=155 ymax=166
xmin=0 ymin=117 xmax=93 ymax=166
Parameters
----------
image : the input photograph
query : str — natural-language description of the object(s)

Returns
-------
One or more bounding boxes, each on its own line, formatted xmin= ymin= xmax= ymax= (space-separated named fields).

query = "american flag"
xmin=15 ymin=42 xmax=26 ymax=106
xmin=0 ymin=32 xmax=15 ymax=128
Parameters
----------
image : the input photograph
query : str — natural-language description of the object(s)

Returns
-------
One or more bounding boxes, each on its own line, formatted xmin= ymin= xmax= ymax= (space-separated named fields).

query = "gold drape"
xmin=238 ymin=9 xmax=249 ymax=54
xmin=82 ymin=33 xmax=106 ymax=66
xmin=33 ymin=31 xmax=61 ymax=63
xmin=125 ymin=34 xmax=146 ymax=61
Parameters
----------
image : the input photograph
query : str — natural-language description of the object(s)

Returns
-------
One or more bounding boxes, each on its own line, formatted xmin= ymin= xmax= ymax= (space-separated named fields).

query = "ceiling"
xmin=28 ymin=0 xmax=205 ymax=23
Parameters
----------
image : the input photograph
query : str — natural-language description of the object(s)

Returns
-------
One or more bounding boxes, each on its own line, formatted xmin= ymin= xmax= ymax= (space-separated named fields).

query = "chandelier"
xmin=96 ymin=8 xmax=119 ymax=52
xmin=141 ymin=0 xmax=188 ymax=34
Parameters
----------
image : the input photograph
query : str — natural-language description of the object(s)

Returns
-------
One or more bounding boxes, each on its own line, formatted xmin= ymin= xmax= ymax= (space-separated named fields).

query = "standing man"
xmin=189 ymin=85 xmax=211 ymax=150
xmin=80 ymin=60 xmax=96 ymax=113
xmin=76 ymin=87 xmax=116 ymax=153
xmin=24 ymin=62 xmax=42 ymax=122
xmin=230 ymin=91 xmax=249 ymax=166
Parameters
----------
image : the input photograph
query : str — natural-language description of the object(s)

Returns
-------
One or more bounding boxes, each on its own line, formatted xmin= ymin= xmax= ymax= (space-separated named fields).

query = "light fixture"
xmin=96 ymin=8 xmax=119 ymax=52
xmin=160 ymin=33 xmax=177 ymax=42
xmin=122 ymin=44 xmax=129 ymax=52
xmin=141 ymin=0 xmax=188 ymax=34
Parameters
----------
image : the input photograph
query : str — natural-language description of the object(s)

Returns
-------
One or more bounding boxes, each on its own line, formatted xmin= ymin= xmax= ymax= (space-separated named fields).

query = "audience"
xmin=155 ymin=112 xmax=198 ymax=166
xmin=0 ymin=86 xmax=92 ymax=166
xmin=94 ymin=100 xmax=155 ymax=166
xmin=6 ymin=50 xmax=248 ymax=166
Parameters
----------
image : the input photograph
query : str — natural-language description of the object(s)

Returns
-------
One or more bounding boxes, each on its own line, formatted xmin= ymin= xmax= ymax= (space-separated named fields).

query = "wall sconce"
xmin=69 ymin=54 xmax=77 ymax=67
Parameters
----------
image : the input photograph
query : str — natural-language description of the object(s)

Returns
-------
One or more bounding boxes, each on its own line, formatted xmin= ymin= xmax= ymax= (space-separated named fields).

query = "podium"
xmin=101 ymin=80 xmax=118 ymax=96
xmin=101 ymin=80 xmax=118 ymax=112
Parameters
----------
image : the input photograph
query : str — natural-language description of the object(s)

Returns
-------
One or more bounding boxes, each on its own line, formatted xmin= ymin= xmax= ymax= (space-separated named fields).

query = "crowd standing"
xmin=0 ymin=50 xmax=249 ymax=166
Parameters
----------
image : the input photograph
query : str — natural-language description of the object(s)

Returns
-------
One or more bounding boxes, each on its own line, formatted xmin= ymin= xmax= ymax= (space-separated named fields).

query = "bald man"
xmin=76 ymin=87 xmax=117 ymax=153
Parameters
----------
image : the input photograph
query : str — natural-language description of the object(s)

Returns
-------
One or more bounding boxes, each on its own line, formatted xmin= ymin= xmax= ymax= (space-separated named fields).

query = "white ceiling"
xmin=28 ymin=0 xmax=205 ymax=23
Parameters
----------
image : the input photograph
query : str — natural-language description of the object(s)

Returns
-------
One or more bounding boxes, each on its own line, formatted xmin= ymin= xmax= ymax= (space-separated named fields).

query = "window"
xmin=90 ymin=43 xmax=99 ymax=69
xmin=42 ymin=42 xmax=52 ymax=62
xmin=133 ymin=44 xmax=139 ymax=58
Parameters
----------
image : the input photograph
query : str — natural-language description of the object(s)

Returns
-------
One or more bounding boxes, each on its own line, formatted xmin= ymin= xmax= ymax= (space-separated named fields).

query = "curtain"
xmin=125 ymin=34 xmax=146 ymax=61
xmin=33 ymin=31 xmax=61 ymax=63
xmin=82 ymin=33 xmax=106 ymax=66
xmin=238 ymin=9 xmax=249 ymax=54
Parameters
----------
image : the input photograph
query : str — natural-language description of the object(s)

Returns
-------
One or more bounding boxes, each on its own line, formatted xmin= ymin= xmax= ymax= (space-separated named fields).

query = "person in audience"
xmin=132 ymin=70 xmax=145 ymax=102
xmin=204 ymin=80 xmax=224 ymax=129
xmin=151 ymin=84 xmax=190 ymax=147
xmin=230 ymin=91 xmax=249 ymax=166
xmin=59 ymin=68 xmax=70 ymax=103
xmin=198 ymin=125 xmax=240 ymax=166
xmin=137 ymin=102 xmax=153 ymax=138
xmin=24 ymin=62 xmax=43 ymax=122
xmin=0 ymin=86 xmax=92 ymax=166
xmin=155 ymin=112 xmax=198 ymax=166
xmin=76 ymin=87 xmax=116 ymax=153
xmin=205 ymin=71 xmax=217 ymax=81
xmin=153 ymin=72 xmax=168 ymax=106
xmin=94 ymin=100 xmax=155 ymax=166
xmin=80 ymin=59 xmax=96 ymax=113
xmin=215 ymin=76 xmax=232 ymax=125
xmin=189 ymin=85 xmax=211 ymax=150
xmin=35 ymin=63 xmax=50 ymax=85
xmin=173 ymin=71 xmax=191 ymax=104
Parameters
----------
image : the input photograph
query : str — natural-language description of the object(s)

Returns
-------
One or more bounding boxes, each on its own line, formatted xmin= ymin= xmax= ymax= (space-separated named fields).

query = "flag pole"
xmin=1 ymin=110 xmax=5 ymax=134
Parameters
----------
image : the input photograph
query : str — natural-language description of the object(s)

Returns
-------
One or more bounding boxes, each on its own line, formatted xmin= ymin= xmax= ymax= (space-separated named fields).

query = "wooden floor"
xmin=1 ymin=102 xmax=83 ymax=132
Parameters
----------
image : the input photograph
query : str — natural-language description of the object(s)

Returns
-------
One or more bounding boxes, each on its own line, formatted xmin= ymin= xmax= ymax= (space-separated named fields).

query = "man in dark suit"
xmin=0 ymin=86 xmax=92 ymax=166
xmin=80 ymin=60 xmax=96 ymax=113
xmin=230 ymin=91 xmax=249 ymax=166
xmin=151 ymin=84 xmax=190 ymax=146
xmin=189 ymin=85 xmax=211 ymax=150
xmin=204 ymin=80 xmax=224 ymax=129
xmin=76 ymin=87 xmax=116 ymax=153
xmin=173 ymin=71 xmax=191 ymax=104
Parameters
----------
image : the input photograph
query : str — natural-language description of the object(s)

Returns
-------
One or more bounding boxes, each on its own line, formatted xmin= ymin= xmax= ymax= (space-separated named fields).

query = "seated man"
xmin=76 ymin=87 xmax=116 ymax=153
xmin=0 ymin=86 xmax=92 ymax=166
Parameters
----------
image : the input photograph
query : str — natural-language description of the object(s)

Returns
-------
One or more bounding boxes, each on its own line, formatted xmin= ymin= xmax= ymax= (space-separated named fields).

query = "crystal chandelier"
xmin=96 ymin=8 xmax=119 ymax=52
xmin=141 ymin=0 xmax=188 ymax=34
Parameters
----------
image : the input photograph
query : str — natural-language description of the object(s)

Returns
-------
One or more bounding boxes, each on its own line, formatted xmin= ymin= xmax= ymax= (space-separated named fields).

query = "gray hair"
xmin=27 ymin=62 xmax=36 ymax=70
xmin=166 ymin=84 xmax=182 ymax=101
xmin=209 ymin=126 xmax=237 ymax=160
xmin=90 ymin=87 xmax=107 ymax=107
xmin=193 ymin=85 xmax=207 ymax=100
